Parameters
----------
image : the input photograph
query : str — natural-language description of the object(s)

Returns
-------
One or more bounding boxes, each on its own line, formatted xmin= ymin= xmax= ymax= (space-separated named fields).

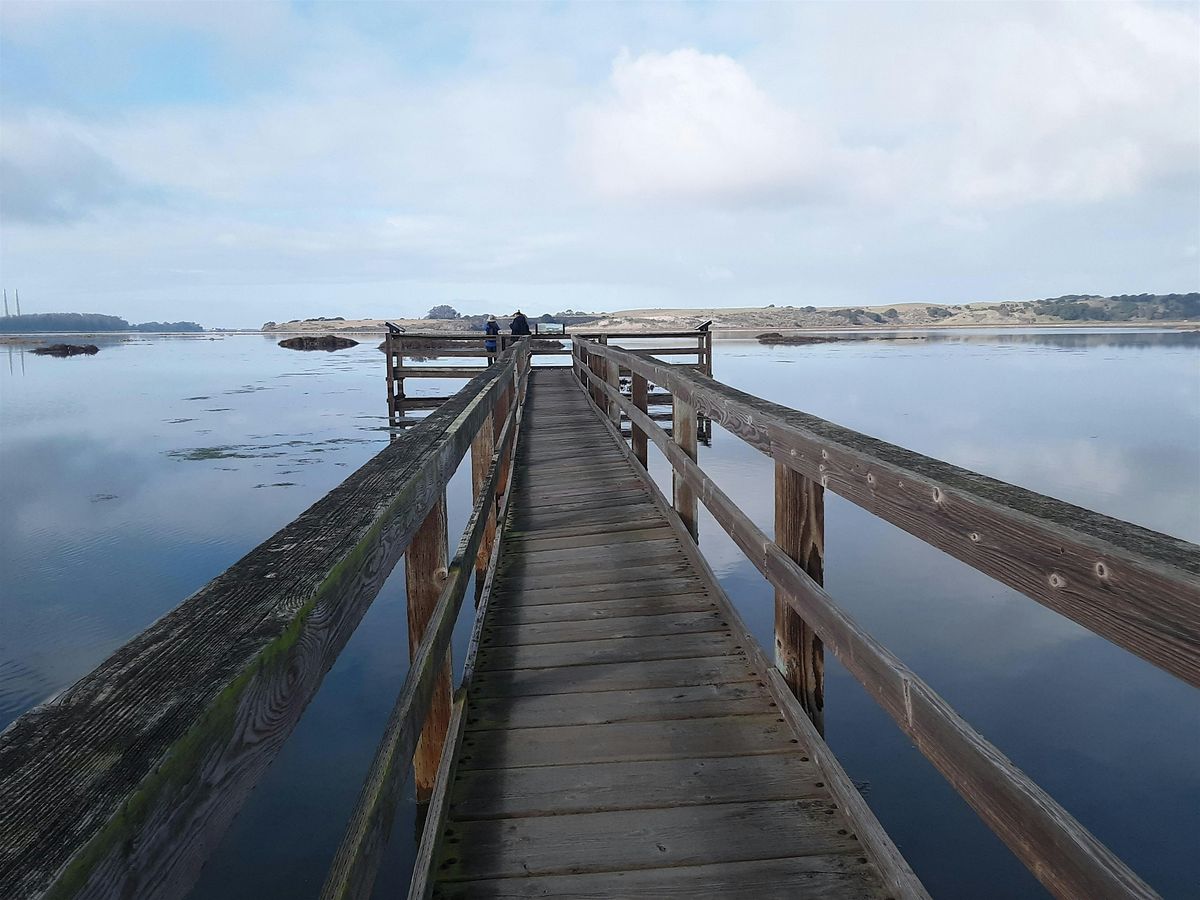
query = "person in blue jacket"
xmin=483 ymin=314 xmax=500 ymax=364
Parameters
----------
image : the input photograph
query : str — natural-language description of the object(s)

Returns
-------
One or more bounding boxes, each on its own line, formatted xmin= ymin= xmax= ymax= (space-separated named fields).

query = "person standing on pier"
xmin=483 ymin=314 xmax=500 ymax=364
xmin=510 ymin=309 xmax=531 ymax=337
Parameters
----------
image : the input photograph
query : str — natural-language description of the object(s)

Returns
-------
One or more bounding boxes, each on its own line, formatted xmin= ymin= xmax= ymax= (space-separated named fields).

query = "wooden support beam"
xmin=394 ymin=366 xmax=489 ymax=379
xmin=471 ymin=422 xmax=496 ymax=603
xmin=405 ymin=492 xmax=451 ymax=802
xmin=605 ymin=356 xmax=621 ymax=424
xmin=672 ymin=393 xmax=698 ymax=540
xmin=775 ymin=461 xmax=825 ymax=734
xmin=631 ymin=373 xmax=648 ymax=469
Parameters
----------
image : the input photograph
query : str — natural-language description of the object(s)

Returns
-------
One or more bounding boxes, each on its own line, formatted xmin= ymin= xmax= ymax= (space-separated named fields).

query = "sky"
xmin=1 ymin=1 xmax=1198 ymax=329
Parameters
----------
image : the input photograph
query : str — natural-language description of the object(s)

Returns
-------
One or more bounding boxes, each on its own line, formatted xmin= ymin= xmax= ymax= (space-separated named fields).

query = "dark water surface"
xmin=1 ymin=330 xmax=1197 ymax=897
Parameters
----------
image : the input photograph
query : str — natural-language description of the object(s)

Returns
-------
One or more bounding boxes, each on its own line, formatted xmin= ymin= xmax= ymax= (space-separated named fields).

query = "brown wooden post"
xmin=704 ymin=329 xmax=714 ymax=376
xmin=605 ymin=356 xmax=620 ymax=424
xmin=774 ymin=460 xmax=825 ymax=734
xmin=385 ymin=333 xmax=396 ymax=425
xmin=672 ymin=394 xmax=698 ymax=539
xmin=470 ymin=420 xmax=496 ymax=602
xmin=395 ymin=335 xmax=405 ymax=402
xmin=631 ymin=372 xmax=649 ymax=469
xmin=405 ymin=491 xmax=451 ymax=802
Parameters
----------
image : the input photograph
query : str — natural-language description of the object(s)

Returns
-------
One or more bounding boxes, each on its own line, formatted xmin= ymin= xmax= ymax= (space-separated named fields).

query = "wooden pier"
xmin=1 ymin=337 xmax=1197 ymax=900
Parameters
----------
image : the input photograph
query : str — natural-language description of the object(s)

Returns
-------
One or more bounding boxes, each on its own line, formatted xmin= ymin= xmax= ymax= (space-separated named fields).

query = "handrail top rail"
xmin=575 ymin=337 xmax=1199 ymax=580
xmin=575 ymin=337 xmax=1200 ymax=690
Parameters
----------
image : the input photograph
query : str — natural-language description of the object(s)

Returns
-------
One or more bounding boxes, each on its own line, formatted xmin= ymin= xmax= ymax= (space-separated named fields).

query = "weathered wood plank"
xmin=775 ymin=459 xmax=825 ymax=733
xmin=483 ymin=609 xmax=725 ymax=647
xmin=491 ymin=560 xmax=696 ymax=591
xmin=487 ymin=592 xmax=716 ymax=626
xmin=506 ymin=525 xmax=672 ymax=553
xmin=470 ymin=655 xmax=761 ymax=698
xmin=476 ymin=632 xmax=739 ymax=672
xmin=498 ymin=538 xmax=685 ymax=568
xmin=406 ymin=492 xmax=452 ymax=802
xmin=449 ymin=752 xmax=821 ymax=819
xmin=468 ymin=682 xmax=771 ymax=729
xmin=504 ymin=516 xmax=665 ymax=540
xmin=456 ymin=715 xmax=797 ymax=771
xmin=432 ymin=855 xmax=886 ymax=900
xmin=435 ymin=799 xmax=860 ymax=881
xmin=672 ymin=392 xmax=698 ymax=539
xmin=490 ymin=575 xmax=706 ymax=607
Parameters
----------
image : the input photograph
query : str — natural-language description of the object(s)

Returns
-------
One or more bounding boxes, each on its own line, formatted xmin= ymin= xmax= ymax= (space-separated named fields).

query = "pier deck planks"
xmin=428 ymin=370 xmax=892 ymax=898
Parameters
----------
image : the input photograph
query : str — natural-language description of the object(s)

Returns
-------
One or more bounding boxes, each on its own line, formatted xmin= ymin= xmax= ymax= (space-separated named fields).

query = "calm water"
xmin=1 ymin=330 xmax=1197 ymax=897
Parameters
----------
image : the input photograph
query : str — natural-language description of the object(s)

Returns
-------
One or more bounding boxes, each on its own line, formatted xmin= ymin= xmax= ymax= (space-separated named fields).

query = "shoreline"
xmin=4 ymin=321 xmax=1198 ymax=344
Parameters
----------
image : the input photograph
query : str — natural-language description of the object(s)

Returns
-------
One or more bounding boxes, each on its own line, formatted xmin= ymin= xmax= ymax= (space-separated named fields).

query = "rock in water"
xmin=278 ymin=335 xmax=359 ymax=351
xmin=756 ymin=333 xmax=841 ymax=345
xmin=31 ymin=344 xmax=101 ymax=356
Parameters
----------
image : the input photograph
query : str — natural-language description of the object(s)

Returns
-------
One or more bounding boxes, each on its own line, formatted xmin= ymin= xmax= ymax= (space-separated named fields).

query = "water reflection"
xmin=1 ymin=330 xmax=1196 ymax=898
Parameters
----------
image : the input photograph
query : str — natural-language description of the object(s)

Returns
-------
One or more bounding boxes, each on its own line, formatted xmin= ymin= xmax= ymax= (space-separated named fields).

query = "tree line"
xmin=0 ymin=313 xmax=203 ymax=333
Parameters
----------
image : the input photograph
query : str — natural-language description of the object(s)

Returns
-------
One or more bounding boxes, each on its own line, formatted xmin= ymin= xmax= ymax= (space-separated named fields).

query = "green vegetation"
xmin=0 ymin=313 xmax=202 ymax=333
xmin=426 ymin=304 xmax=461 ymax=319
xmin=1032 ymin=293 xmax=1200 ymax=322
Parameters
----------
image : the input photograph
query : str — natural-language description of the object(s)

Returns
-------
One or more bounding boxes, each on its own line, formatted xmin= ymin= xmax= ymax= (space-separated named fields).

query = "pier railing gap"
xmin=574 ymin=336 xmax=1199 ymax=900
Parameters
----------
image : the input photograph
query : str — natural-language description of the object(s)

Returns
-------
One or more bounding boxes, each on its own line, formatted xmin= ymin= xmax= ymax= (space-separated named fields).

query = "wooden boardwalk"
xmin=427 ymin=370 xmax=894 ymax=897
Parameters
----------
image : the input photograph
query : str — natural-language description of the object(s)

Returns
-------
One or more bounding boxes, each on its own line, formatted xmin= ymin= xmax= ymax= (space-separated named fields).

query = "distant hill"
xmin=0 ymin=313 xmax=203 ymax=333
xmin=593 ymin=292 xmax=1200 ymax=331
xmin=259 ymin=293 xmax=1199 ymax=335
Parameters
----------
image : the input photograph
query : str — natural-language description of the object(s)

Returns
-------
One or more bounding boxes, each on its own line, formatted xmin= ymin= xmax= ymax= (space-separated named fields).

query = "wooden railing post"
xmin=605 ymin=357 xmax=620 ymax=424
xmin=471 ymin=419 xmax=496 ymax=603
xmin=672 ymin=393 xmax=698 ymax=539
xmin=774 ymin=460 xmax=825 ymax=734
xmin=385 ymin=333 xmax=396 ymax=425
xmin=405 ymin=491 xmax=451 ymax=802
xmin=631 ymin=372 xmax=649 ymax=468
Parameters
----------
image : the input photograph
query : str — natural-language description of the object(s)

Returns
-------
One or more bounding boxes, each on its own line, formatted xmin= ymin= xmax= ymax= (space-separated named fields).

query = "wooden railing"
xmin=385 ymin=329 xmax=712 ymax=425
xmin=574 ymin=337 xmax=1199 ymax=900
xmin=320 ymin=340 xmax=532 ymax=900
xmin=0 ymin=342 xmax=531 ymax=900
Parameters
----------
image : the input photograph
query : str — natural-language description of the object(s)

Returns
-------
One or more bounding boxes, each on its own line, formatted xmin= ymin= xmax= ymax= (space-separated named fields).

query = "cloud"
xmin=0 ymin=119 xmax=157 ymax=224
xmin=0 ymin=2 xmax=1196 ymax=326
xmin=573 ymin=49 xmax=846 ymax=206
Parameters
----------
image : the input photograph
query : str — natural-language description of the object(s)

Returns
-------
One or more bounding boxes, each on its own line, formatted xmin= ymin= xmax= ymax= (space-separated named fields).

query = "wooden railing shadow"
xmin=573 ymin=336 xmax=1199 ymax=900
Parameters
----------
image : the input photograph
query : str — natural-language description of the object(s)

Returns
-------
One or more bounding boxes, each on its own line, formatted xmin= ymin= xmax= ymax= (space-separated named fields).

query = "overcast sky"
xmin=1 ymin=1 xmax=1197 ymax=328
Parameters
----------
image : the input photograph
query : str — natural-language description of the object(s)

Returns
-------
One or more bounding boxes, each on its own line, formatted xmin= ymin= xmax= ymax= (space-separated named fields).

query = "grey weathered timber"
xmin=406 ymin=491 xmax=452 ymax=801
xmin=470 ymin=416 xmax=496 ymax=596
xmin=321 ymin=351 xmax=529 ymax=900
xmin=672 ymin=391 xmax=699 ymax=539
xmin=775 ymin=459 xmax=825 ymax=733
xmin=0 ymin=351 xmax=522 ymax=900
xmin=422 ymin=369 xmax=910 ymax=899
xmin=631 ymin=371 xmax=649 ymax=467
xmin=577 ymin=347 xmax=1163 ymax=900
xmin=580 ymin=339 xmax=1200 ymax=689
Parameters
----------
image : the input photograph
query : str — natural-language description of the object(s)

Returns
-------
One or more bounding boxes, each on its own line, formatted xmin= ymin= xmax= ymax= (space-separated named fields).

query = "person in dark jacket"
xmin=510 ymin=310 xmax=531 ymax=336
xmin=483 ymin=314 xmax=500 ymax=363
